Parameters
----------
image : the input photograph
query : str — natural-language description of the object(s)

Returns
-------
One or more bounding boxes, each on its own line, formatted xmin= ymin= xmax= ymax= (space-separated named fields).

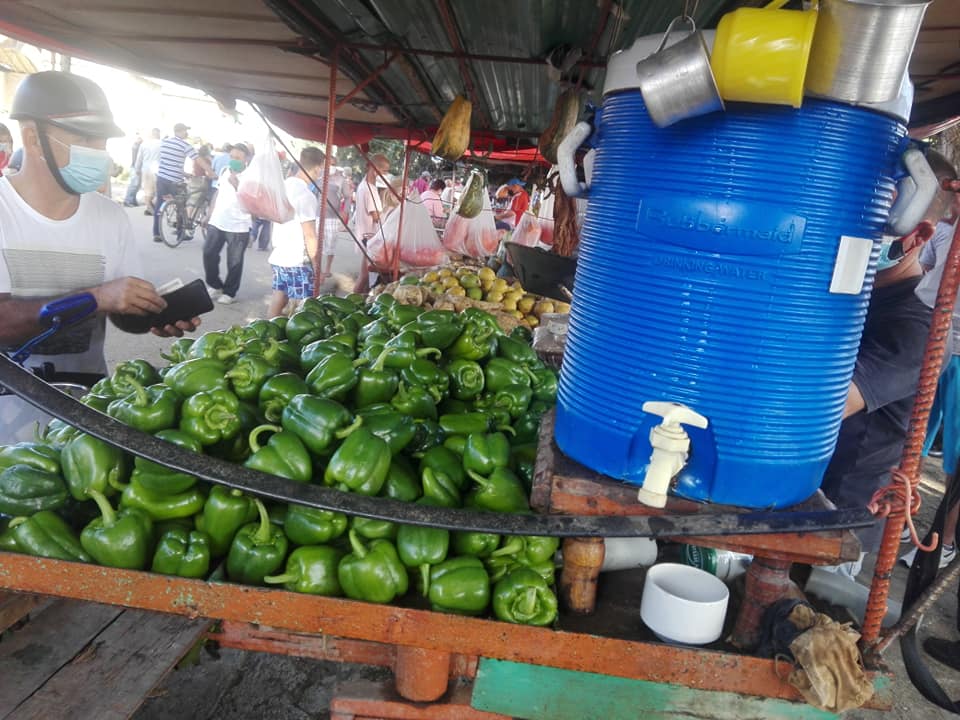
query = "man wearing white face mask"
xmin=0 ymin=71 xmax=199 ymax=380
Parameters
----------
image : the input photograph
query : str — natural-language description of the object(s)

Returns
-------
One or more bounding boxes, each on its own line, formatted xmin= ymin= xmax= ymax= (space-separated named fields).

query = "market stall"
xmin=1 ymin=1 xmax=960 ymax=719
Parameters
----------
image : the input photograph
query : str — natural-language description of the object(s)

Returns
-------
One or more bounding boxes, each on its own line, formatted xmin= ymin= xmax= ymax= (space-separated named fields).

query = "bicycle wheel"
xmin=159 ymin=201 xmax=184 ymax=248
xmin=183 ymin=199 xmax=210 ymax=241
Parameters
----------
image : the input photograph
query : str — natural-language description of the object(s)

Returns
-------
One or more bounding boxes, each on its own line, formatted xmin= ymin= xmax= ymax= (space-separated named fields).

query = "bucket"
xmin=554 ymin=93 xmax=905 ymax=508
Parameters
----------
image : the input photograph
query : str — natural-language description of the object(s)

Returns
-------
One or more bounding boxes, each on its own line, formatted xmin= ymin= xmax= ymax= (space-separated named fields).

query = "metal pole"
xmin=314 ymin=45 xmax=339 ymax=297
xmin=391 ymin=130 xmax=412 ymax=283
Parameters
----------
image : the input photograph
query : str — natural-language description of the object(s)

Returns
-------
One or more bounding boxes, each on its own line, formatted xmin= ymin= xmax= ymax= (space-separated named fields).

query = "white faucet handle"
xmin=642 ymin=401 xmax=709 ymax=430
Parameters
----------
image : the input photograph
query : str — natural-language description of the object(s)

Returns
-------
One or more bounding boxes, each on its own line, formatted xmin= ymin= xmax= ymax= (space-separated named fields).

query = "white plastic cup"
xmin=641 ymin=563 xmax=729 ymax=645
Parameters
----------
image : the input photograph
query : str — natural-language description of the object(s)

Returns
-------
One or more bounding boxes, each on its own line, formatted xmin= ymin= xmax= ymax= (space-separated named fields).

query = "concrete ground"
xmin=108 ymin=204 xmax=960 ymax=719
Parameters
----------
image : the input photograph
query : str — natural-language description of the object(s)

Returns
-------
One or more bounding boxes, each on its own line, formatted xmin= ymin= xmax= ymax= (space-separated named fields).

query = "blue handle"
xmin=7 ymin=293 xmax=98 ymax=366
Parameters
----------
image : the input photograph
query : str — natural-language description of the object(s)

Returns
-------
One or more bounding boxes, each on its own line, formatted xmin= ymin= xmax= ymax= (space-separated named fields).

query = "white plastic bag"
xmin=443 ymin=193 xmax=498 ymax=258
xmin=237 ymin=135 xmax=294 ymax=223
xmin=368 ymin=199 xmax=447 ymax=268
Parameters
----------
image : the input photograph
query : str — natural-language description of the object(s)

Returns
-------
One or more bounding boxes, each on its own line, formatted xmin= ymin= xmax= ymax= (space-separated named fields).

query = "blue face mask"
xmin=876 ymin=237 xmax=905 ymax=271
xmin=50 ymin=137 xmax=113 ymax=194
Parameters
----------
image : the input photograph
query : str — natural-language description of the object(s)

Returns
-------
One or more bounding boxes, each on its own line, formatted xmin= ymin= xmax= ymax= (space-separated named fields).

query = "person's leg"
xmin=222 ymin=232 xmax=247 ymax=298
xmin=267 ymin=265 xmax=290 ymax=317
xmin=123 ymin=172 xmax=140 ymax=206
xmin=153 ymin=178 xmax=174 ymax=238
xmin=202 ymin=226 xmax=227 ymax=290
xmin=258 ymin=219 xmax=273 ymax=251
xmin=322 ymin=218 xmax=337 ymax=276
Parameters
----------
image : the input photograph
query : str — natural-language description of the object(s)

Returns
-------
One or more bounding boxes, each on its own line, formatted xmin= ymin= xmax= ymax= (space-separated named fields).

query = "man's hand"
xmin=93 ymin=278 xmax=166 ymax=315
xmin=151 ymin=317 xmax=202 ymax=338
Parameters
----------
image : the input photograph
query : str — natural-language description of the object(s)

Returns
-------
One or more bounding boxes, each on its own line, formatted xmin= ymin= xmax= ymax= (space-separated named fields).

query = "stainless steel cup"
xmin=636 ymin=15 xmax=724 ymax=128
xmin=805 ymin=0 xmax=931 ymax=104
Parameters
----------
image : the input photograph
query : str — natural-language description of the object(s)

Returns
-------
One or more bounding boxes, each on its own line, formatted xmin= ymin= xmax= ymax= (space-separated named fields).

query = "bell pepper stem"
xmin=251 ymin=498 xmax=273 ymax=545
xmin=224 ymin=368 xmax=249 ymax=384
xmin=107 ymin=469 xmax=129 ymax=493
xmin=496 ymin=424 xmax=516 ymax=436
xmin=249 ymin=424 xmax=282 ymax=454
xmin=87 ymin=488 xmax=116 ymax=527
xmin=334 ymin=416 xmax=364 ymax=440
xmin=466 ymin=469 xmax=493 ymax=489
xmin=491 ymin=536 xmax=524 ymax=558
xmin=219 ymin=346 xmax=243 ymax=361
xmin=263 ymin=572 xmax=298 ymax=585
xmin=518 ymin=587 xmax=538 ymax=620
xmin=347 ymin=529 xmax=367 ymax=559
xmin=206 ymin=409 xmax=238 ymax=429
xmin=419 ymin=563 xmax=431 ymax=597
xmin=33 ymin=421 xmax=45 ymax=443
xmin=7 ymin=517 xmax=27 ymax=529
xmin=126 ymin=378 xmax=149 ymax=407
xmin=352 ymin=358 xmax=369 ymax=368
xmin=371 ymin=347 xmax=392 ymax=373
xmin=415 ymin=348 xmax=442 ymax=360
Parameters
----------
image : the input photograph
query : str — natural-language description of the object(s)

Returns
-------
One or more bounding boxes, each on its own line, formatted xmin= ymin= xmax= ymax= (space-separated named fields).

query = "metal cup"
xmin=805 ymin=0 xmax=931 ymax=104
xmin=636 ymin=16 xmax=724 ymax=128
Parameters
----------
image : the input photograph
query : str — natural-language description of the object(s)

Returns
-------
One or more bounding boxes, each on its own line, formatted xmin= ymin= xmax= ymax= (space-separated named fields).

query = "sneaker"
xmin=153 ymin=235 xmax=163 ymax=243
xmin=205 ymin=285 xmax=222 ymax=299
xmin=144 ymin=209 xmax=153 ymax=216
xmin=899 ymin=543 xmax=957 ymax=568
xmin=217 ymin=294 xmax=236 ymax=305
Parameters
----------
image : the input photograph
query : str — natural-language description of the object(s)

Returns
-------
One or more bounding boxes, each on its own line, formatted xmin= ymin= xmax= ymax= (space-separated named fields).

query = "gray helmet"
xmin=10 ymin=71 xmax=123 ymax=138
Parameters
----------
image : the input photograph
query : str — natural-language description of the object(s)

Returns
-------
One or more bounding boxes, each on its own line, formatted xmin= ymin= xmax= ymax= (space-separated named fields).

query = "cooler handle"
xmin=887 ymin=148 xmax=937 ymax=237
xmin=557 ymin=120 xmax=594 ymax=198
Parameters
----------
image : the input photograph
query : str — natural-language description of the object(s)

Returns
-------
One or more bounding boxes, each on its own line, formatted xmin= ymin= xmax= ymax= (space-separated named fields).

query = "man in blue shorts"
xmin=266 ymin=147 xmax=325 ymax=316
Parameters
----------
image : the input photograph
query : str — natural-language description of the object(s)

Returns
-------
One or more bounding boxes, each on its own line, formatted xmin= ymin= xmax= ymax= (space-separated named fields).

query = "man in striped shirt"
xmin=152 ymin=122 xmax=197 ymax=242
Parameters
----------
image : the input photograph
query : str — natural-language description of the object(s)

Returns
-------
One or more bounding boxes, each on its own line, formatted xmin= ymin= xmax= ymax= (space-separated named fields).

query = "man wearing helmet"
xmin=0 ymin=71 xmax=198 ymax=379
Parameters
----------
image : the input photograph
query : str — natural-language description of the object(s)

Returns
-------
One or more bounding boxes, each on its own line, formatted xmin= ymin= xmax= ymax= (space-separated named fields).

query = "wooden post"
xmin=394 ymin=645 xmax=451 ymax=702
xmin=560 ymin=537 xmax=604 ymax=614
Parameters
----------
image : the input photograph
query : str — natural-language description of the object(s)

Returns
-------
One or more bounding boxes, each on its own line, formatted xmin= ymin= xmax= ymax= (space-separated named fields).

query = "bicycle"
xmin=157 ymin=182 xmax=211 ymax=248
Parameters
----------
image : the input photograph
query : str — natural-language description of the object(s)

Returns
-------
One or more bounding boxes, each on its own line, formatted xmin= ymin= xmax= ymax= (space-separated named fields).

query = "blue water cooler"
xmin=554 ymin=77 xmax=910 ymax=508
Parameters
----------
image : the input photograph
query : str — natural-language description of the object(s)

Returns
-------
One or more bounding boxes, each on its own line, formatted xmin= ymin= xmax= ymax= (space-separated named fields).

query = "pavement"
xmin=110 ymin=202 xmax=960 ymax=720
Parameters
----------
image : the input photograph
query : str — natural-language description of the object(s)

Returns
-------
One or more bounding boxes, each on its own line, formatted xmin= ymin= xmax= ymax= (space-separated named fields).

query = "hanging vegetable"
xmin=457 ymin=170 xmax=485 ymax=219
xmin=538 ymin=89 xmax=582 ymax=165
xmin=432 ymin=95 xmax=472 ymax=161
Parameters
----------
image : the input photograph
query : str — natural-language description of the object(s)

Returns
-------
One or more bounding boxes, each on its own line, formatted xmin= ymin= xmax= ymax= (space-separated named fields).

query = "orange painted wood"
xmin=0 ymin=552 xmax=889 ymax=706
xmin=395 ymin=646 xmax=452 ymax=702
xmin=330 ymin=679 xmax=509 ymax=720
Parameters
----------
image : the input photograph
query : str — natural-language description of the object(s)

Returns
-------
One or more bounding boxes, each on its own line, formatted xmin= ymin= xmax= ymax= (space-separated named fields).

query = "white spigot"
xmin=637 ymin=401 xmax=709 ymax=508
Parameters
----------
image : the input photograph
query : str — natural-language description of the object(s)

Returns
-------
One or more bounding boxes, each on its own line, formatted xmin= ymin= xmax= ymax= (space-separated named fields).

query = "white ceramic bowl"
xmin=640 ymin=563 xmax=729 ymax=645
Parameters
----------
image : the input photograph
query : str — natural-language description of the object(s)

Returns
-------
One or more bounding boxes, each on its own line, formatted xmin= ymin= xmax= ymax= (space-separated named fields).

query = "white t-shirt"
xmin=354 ymin=178 xmax=383 ymax=239
xmin=269 ymin=177 xmax=318 ymax=268
xmin=209 ymin=168 xmax=252 ymax=234
xmin=137 ymin=138 xmax=162 ymax=175
xmin=0 ymin=177 xmax=142 ymax=374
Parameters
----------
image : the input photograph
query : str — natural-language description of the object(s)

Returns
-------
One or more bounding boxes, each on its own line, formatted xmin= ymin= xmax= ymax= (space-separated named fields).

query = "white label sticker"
xmin=830 ymin=236 xmax=874 ymax=295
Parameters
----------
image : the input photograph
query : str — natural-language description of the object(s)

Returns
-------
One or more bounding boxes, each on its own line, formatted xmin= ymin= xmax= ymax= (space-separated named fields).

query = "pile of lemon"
xmin=419 ymin=266 xmax=570 ymax=327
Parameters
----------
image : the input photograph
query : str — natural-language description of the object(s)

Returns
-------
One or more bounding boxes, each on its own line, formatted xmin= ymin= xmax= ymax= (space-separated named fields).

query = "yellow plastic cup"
xmin=710 ymin=0 xmax=818 ymax=108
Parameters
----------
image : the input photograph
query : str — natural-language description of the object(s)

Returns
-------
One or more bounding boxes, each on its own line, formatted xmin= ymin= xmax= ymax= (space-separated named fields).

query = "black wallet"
xmin=111 ymin=279 xmax=214 ymax=334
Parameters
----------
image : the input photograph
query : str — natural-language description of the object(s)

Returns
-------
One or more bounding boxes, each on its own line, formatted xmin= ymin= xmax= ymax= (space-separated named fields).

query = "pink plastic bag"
xmin=443 ymin=193 xmax=498 ymax=258
xmin=237 ymin=136 xmax=294 ymax=223
xmin=368 ymin=199 xmax=447 ymax=269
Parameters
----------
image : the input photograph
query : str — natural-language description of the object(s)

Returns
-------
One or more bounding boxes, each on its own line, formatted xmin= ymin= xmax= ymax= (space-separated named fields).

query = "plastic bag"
xmin=237 ymin=135 xmax=294 ymax=223
xmin=368 ymin=199 xmax=447 ymax=269
xmin=443 ymin=192 xmax=498 ymax=258
xmin=512 ymin=211 xmax=556 ymax=248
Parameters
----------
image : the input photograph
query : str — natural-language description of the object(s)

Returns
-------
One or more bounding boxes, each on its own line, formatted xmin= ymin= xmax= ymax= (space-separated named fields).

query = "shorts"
xmin=322 ymin=218 xmax=339 ymax=256
xmin=923 ymin=355 xmax=960 ymax=474
xmin=271 ymin=264 xmax=315 ymax=300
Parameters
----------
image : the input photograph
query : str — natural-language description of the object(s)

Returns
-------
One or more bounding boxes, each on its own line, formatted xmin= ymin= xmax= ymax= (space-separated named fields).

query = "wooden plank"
xmin=0 ymin=554 xmax=892 ymax=706
xmin=0 ymin=600 xmax=123 ymax=717
xmin=0 ymin=593 xmax=45 ymax=633
xmin=6 ymin=608 xmax=210 ymax=720
xmin=330 ymin=679 xmax=509 ymax=719
xmin=471 ymin=658 xmax=843 ymax=720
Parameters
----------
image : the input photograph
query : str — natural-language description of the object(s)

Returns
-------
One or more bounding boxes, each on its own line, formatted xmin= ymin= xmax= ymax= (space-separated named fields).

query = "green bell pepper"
xmin=369 ymin=292 xmax=397 ymax=318
xmin=491 ymin=567 xmax=558 ymax=626
xmin=396 ymin=499 xmax=449 ymax=594
xmin=199 ymin=486 xmax=257 ymax=556
xmin=81 ymin=489 xmax=154 ymax=570
xmin=512 ymin=411 xmax=543 ymax=445
xmin=351 ymin=515 xmax=397 ymax=541
xmin=160 ymin=337 xmax=195 ymax=364
xmin=180 ymin=389 xmax=242 ymax=446
xmin=285 ymin=309 xmax=331 ymax=346
xmin=492 ymin=534 xmax=561 ymax=567
xmin=421 ymin=467 xmax=460 ymax=508
xmin=300 ymin=339 xmax=352 ymax=371
xmin=452 ymin=530 xmax=500 ymax=558
xmin=446 ymin=322 xmax=497 ymax=362
xmin=358 ymin=411 xmax=417 ymax=455
xmin=62 ymin=433 xmax=129 ymax=500
xmin=264 ymin=545 xmax=344 ymax=595
xmin=484 ymin=357 xmax=534 ymax=392
xmin=399 ymin=359 xmax=449 ymax=402
xmin=496 ymin=334 xmax=540 ymax=367
xmin=0 ymin=464 xmax=69 ymax=515
xmin=120 ymin=477 xmax=206 ymax=521
xmin=439 ymin=398 xmax=470 ymax=416
xmin=447 ymin=359 xmax=485 ymax=400
xmin=110 ymin=359 xmax=161 ymax=396
xmin=81 ymin=392 xmax=114 ymax=413
xmin=443 ymin=435 xmax=467 ymax=456
xmin=406 ymin=420 xmax=445 ymax=455
xmin=318 ymin=294 xmax=360 ymax=316
xmin=106 ymin=380 xmax=181 ymax=433
xmin=324 ymin=429 xmax=391 ymax=496
xmin=381 ymin=457 xmax=422 ymax=502
xmin=327 ymin=331 xmax=358 ymax=353
xmin=244 ymin=424 xmax=313 ymax=483
xmin=463 ymin=432 xmax=512 ymax=476
xmin=511 ymin=443 xmax=537 ymax=491
xmin=130 ymin=429 xmax=201 ymax=495
xmin=429 ymin=556 xmax=491 ymax=616
xmin=188 ymin=330 xmax=243 ymax=362
xmin=419 ymin=445 xmax=466 ymax=490
xmin=529 ymin=367 xmax=558 ymax=404
xmin=337 ymin=530 xmax=408 ymax=604
xmin=386 ymin=303 xmax=423 ymax=331
xmin=376 ymin=344 xmax=442 ymax=370
xmin=510 ymin=325 xmax=533 ymax=343
xmin=413 ymin=310 xmax=463 ymax=350
xmin=0 ymin=442 xmax=60 ymax=473
xmin=280 ymin=395 xmax=362 ymax=456
xmin=151 ymin=528 xmax=211 ymax=578
xmin=5 ymin=511 xmax=91 ymax=562
xmin=284 ymin=504 xmax=348 ymax=545
xmin=226 ymin=498 xmax=289 ymax=585
xmin=391 ymin=382 xmax=438 ymax=420
xmin=466 ymin=468 xmax=530 ymax=513
xmin=306 ymin=352 xmax=364 ymax=401
xmin=40 ymin=419 xmax=80 ymax=449
xmin=481 ymin=384 xmax=533 ymax=419
xmin=163 ymin=358 xmax=229 ymax=396
xmin=259 ymin=373 xmax=311 ymax=423
xmin=358 ymin=317 xmax=393 ymax=345
xmin=461 ymin=308 xmax=502 ymax=335
xmin=225 ymin=354 xmax=280 ymax=401
xmin=246 ymin=318 xmax=285 ymax=341
xmin=353 ymin=350 xmax=400 ymax=409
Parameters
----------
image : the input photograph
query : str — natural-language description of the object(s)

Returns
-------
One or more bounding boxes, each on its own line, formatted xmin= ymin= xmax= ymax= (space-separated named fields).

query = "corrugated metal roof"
xmin=0 ymin=47 xmax=38 ymax=75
